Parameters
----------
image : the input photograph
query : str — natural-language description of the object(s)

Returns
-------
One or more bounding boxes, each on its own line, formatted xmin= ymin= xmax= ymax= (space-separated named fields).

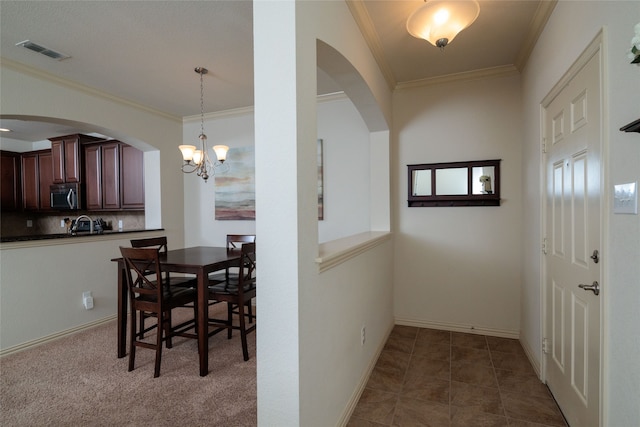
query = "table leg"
xmin=197 ymin=269 xmax=209 ymax=376
xmin=117 ymin=260 xmax=128 ymax=358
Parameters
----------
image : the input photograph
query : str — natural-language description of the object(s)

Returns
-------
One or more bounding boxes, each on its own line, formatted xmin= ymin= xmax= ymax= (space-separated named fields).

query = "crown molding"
xmin=395 ymin=64 xmax=519 ymax=91
xmin=346 ymin=0 xmax=397 ymax=91
xmin=514 ymin=0 xmax=558 ymax=71
xmin=0 ymin=57 xmax=181 ymax=123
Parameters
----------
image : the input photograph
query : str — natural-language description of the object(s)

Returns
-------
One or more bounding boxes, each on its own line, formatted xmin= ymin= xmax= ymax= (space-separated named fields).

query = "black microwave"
xmin=50 ymin=183 xmax=82 ymax=210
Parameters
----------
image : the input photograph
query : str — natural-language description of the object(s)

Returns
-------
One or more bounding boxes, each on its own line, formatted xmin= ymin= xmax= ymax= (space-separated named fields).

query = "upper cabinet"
xmin=84 ymin=141 xmax=144 ymax=211
xmin=20 ymin=150 xmax=53 ymax=211
xmin=50 ymin=134 xmax=103 ymax=184
xmin=0 ymin=151 xmax=22 ymax=211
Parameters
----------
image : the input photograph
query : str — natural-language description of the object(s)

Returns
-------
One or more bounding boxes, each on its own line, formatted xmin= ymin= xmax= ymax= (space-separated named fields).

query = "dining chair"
xmin=209 ymin=234 xmax=256 ymax=320
xmin=208 ymin=241 xmax=256 ymax=361
xmin=130 ymin=236 xmax=198 ymax=339
xmin=120 ymin=246 xmax=198 ymax=378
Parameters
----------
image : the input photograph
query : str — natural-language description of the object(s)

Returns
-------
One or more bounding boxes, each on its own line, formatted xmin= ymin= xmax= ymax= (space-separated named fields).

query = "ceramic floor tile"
xmin=390 ymin=325 xmax=420 ymax=340
xmin=501 ymin=391 xmax=567 ymax=426
xmin=349 ymin=328 xmax=571 ymax=427
xmin=451 ymin=362 xmax=498 ymax=388
xmin=352 ymin=388 xmax=399 ymax=425
xmin=412 ymin=341 xmax=450 ymax=362
xmin=375 ymin=350 xmax=412 ymax=375
xmin=401 ymin=376 xmax=450 ymax=405
xmin=486 ymin=336 xmax=524 ymax=354
xmin=384 ymin=335 xmax=415 ymax=354
xmin=452 ymin=332 xmax=488 ymax=349
xmin=450 ymin=406 xmax=510 ymax=427
xmin=406 ymin=355 xmax=450 ymax=381
xmin=451 ymin=345 xmax=492 ymax=366
xmin=490 ymin=350 xmax=536 ymax=375
xmin=494 ymin=369 xmax=552 ymax=400
xmin=392 ymin=396 xmax=450 ymax=427
xmin=347 ymin=416 xmax=391 ymax=427
xmin=450 ymin=381 xmax=504 ymax=416
xmin=415 ymin=328 xmax=451 ymax=346
xmin=368 ymin=365 xmax=407 ymax=393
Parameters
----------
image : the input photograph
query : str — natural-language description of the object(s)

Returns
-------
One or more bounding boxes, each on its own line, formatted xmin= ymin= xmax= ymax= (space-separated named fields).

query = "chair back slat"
xmin=120 ymin=246 xmax=164 ymax=300
xmin=130 ymin=236 xmax=169 ymax=253
xmin=227 ymin=234 xmax=256 ymax=250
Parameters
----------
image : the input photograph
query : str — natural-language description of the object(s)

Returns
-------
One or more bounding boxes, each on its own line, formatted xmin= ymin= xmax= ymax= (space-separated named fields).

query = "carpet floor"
xmin=1 ymin=304 xmax=257 ymax=426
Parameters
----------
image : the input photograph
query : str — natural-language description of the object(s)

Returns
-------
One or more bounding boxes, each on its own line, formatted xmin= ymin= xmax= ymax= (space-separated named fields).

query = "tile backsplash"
xmin=0 ymin=211 xmax=146 ymax=237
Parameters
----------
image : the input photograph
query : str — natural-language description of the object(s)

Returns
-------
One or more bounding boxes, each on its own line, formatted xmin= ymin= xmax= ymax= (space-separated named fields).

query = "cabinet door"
xmin=38 ymin=151 xmax=54 ymax=210
xmin=120 ymin=144 xmax=145 ymax=210
xmin=101 ymin=142 xmax=121 ymax=210
xmin=63 ymin=138 xmax=81 ymax=183
xmin=84 ymin=145 xmax=102 ymax=210
xmin=21 ymin=153 xmax=39 ymax=210
xmin=51 ymin=140 xmax=65 ymax=184
xmin=1 ymin=151 xmax=21 ymax=211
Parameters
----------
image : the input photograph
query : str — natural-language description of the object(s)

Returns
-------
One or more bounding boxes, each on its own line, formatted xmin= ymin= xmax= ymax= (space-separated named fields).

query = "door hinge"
xmin=542 ymin=237 xmax=548 ymax=255
xmin=543 ymin=338 xmax=550 ymax=354
xmin=542 ymin=137 xmax=547 ymax=154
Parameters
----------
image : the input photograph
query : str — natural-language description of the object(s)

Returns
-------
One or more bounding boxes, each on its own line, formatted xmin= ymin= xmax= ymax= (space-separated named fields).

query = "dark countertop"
xmin=0 ymin=229 xmax=163 ymax=243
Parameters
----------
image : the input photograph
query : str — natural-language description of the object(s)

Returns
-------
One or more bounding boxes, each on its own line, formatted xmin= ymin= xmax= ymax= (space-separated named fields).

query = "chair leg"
xmin=247 ymin=300 xmax=254 ymax=323
xmin=165 ymin=311 xmax=173 ymax=349
xmin=128 ymin=310 xmax=137 ymax=372
xmin=238 ymin=303 xmax=249 ymax=361
xmin=139 ymin=312 xmax=145 ymax=339
xmin=154 ymin=313 xmax=165 ymax=378
xmin=227 ymin=302 xmax=233 ymax=339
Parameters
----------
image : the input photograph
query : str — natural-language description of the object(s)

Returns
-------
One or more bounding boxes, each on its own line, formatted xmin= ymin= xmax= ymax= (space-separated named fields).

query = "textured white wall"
xmin=521 ymin=2 xmax=640 ymax=424
xmin=393 ymin=74 xmax=523 ymax=336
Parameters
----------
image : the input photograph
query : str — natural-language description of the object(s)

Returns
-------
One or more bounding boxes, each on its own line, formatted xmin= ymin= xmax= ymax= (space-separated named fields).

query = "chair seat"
xmin=168 ymin=276 xmax=198 ymax=288
xmin=208 ymin=279 xmax=255 ymax=295
xmin=136 ymin=283 xmax=196 ymax=304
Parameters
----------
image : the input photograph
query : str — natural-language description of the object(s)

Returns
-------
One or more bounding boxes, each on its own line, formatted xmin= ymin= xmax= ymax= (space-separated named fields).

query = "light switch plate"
xmin=613 ymin=182 xmax=638 ymax=214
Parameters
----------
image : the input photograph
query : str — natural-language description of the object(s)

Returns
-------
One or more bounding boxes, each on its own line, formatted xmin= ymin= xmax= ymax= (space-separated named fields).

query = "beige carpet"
xmin=1 ymin=304 xmax=257 ymax=426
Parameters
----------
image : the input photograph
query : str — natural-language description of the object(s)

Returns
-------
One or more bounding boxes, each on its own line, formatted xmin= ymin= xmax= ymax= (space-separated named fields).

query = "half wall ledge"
xmin=316 ymin=231 xmax=392 ymax=273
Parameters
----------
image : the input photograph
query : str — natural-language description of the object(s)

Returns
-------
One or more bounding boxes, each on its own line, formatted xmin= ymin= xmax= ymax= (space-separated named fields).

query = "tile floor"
xmin=348 ymin=325 xmax=568 ymax=427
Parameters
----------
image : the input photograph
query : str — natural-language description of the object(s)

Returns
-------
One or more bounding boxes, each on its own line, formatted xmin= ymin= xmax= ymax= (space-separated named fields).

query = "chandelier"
xmin=406 ymin=0 xmax=480 ymax=50
xmin=179 ymin=67 xmax=229 ymax=182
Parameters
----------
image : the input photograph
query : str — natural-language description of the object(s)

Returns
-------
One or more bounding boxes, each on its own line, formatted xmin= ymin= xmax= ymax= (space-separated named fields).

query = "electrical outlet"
xmin=118 ymin=220 xmax=123 ymax=230
xmin=361 ymin=326 xmax=366 ymax=346
xmin=60 ymin=219 xmax=65 ymax=228
xmin=82 ymin=291 xmax=94 ymax=310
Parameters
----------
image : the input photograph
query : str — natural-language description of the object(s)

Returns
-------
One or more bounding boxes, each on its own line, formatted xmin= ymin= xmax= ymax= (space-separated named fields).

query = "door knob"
xmin=578 ymin=281 xmax=600 ymax=296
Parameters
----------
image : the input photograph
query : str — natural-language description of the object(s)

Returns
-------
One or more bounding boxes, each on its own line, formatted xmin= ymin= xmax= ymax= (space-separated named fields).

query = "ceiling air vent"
xmin=15 ymin=40 xmax=70 ymax=61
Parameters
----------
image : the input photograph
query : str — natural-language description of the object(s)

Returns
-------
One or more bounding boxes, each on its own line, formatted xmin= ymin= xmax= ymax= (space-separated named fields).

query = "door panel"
xmin=544 ymin=46 xmax=602 ymax=427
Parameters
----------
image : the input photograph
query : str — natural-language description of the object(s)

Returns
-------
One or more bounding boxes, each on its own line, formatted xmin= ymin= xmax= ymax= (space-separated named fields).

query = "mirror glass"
xmin=472 ymin=166 xmax=495 ymax=195
xmin=412 ymin=169 xmax=432 ymax=196
xmin=435 ymin=168 xmax=467 ymax=195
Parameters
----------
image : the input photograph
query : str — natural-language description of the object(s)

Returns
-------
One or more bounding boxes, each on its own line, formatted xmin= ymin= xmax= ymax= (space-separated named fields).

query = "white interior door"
xmin=543 ymin=44 xmax=602 ymax=427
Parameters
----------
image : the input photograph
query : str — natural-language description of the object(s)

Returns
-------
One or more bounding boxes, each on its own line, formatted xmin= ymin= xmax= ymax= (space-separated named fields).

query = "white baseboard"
xmin=0 ymin=315 xmax=117 ymax=357
xmin=394 ymin=317 xmax=520 ymax=339
xmin=519 ymin=334 xmax=542 ymax=378
xmin=337 ymin=321 xmax=394 ymax=427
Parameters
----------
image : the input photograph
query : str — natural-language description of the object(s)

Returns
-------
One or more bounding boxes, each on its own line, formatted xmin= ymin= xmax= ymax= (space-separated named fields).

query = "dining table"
xmin=112 ymin=246 xmax=242 ymax=376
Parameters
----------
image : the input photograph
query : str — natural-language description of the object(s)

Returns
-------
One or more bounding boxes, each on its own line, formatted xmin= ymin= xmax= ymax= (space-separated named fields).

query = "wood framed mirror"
xmin=408 ymin=159 xmax=501 ymax=207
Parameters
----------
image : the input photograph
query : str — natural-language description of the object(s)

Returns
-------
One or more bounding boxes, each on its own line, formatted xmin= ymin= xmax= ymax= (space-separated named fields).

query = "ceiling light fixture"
xmin=406 ymin=0 xmax=480 ymax=50
xmin=179 ymin=67 xmax=229 ymax=182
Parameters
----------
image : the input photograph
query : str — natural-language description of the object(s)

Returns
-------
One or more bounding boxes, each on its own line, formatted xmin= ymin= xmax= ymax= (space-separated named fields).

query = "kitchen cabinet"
xmin=50 ymin=134 xmax=102 ymax=184
xmin=84 ymin=141 xmax=143 ymax=211
xmin=21 ymin=150 xmax=52 ymax=211
xmin=38 ymin=151 xmax=54 ymax=210
xmin=1 ymin=151 xmax=21 ymax=211
xmin=120 ymin=144 xmax=145 ymax=209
